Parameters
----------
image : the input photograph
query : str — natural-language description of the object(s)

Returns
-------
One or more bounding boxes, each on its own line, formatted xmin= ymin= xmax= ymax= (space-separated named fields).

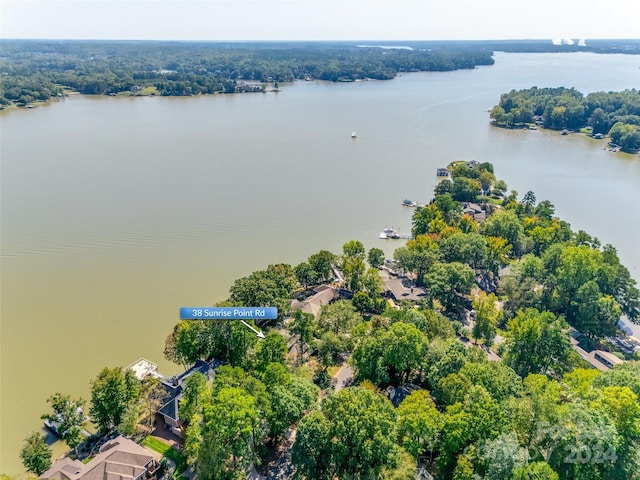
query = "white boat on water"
xmin=379 ymin=227 xmax=399 ymax=239
xmin=351 ymin=131 xmax=357 ymax=138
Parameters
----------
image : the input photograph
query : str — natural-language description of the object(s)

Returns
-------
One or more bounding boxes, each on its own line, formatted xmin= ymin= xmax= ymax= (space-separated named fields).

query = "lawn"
xmin=142 ymin=436 xmax=187 ymax=476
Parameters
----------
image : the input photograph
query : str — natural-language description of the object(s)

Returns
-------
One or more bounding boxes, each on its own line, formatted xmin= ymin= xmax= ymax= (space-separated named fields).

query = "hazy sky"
xmin=2 ymin=0 xmax=639 ymax=41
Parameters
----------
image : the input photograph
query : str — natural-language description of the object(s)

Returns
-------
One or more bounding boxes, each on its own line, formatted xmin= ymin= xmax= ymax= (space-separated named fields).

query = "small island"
xmin=489 ymin=87 xmax=640 ymax=153
xmin=19 ymin=161 xmax=640 ymax=480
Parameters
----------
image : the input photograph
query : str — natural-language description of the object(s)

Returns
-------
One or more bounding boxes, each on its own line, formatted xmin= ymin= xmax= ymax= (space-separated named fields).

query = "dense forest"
xmin=21 ymin=162 xmax=640 ymax=480
xmin=0 ymin=40 xmax=495 ymax=105
xmin=490 ymin=87 xmax=640 ymax=153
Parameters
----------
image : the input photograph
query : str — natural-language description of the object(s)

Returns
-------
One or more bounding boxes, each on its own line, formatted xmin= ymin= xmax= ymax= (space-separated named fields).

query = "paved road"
xmin=333 ymin=364 xmax=354 ymax=391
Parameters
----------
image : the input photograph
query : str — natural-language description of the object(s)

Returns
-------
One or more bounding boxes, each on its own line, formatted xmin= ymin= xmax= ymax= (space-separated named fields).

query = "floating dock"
xmin=379 ymin=227 xmax=413 ymax=240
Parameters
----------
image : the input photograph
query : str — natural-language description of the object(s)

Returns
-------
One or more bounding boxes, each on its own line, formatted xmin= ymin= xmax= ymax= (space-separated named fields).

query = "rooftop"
xmin=383 ymin=276 xmax=427 ymax=302
xmin=39 ymin=437 xmax=155 ymax=480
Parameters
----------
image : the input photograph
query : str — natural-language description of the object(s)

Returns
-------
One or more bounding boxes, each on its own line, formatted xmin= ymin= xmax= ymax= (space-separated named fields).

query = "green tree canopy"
xmin=317 ymin=299 xmax=362 ymax=335
xmin=20 ymin=432 xmax=52 ymax=476
xmin=199 ymin=386 xmax=261 ymax=479
xmin=178 ymin=371 xmax=210 ymax=426
xmin=254 ymin=331 xmax=287 ymax=371
xmin=397 ymin=389 xmax=443 ymax=459
xmin=267 ymin=375 xmax=319 ymax=440
xmin=368 ymin=247 xmax=386 ymax=268
xmin=425 ymin=261 xmax=475 ymax=313
xmin=311 ymin=387 xmax=398 ymax=479
xmin=503 ymin=308 xmax=572 ymax=378
xmin=41 ymin=393 xmax=86 ymax=454
xmin=308 ymin=249 xmax=337 ymax=283
xmin=89 ymin=366 xmax=140 ymax=432
xmin=353 ymin=321 xmax=429 ymax=386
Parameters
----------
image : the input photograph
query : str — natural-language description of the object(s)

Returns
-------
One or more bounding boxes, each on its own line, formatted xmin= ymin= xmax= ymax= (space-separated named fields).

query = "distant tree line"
xmin=0 ymin=40 xmax=495 ymax=106
xmin=490 ymin=87 xmax=640 ymax=152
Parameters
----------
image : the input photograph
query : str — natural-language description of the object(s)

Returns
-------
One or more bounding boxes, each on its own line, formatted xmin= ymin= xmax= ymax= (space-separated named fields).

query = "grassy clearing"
xmin=142 ymin=436 xmax=172 ymax=454
xmin=142 ymin=437 xmax=187 ymax=475
xmin=141 ymin=86 xmax=160 ymax=95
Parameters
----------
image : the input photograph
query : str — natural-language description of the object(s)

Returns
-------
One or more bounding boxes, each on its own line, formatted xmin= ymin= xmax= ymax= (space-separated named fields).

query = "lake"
xmin=1 ymin=51 xmax=639 ymax=474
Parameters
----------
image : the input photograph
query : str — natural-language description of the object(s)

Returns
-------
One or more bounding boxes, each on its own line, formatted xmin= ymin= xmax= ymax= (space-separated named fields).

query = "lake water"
xmin=1 ymin=51 xmax=639 ymax=474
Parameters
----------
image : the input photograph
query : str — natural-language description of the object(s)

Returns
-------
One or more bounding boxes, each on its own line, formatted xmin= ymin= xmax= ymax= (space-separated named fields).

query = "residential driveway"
xmin=332 ymin=364 xmax=354 ymax=392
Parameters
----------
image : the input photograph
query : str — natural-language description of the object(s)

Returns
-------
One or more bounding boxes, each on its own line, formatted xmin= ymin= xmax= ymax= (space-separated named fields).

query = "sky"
xmin=1 ymin=0 xmax=639 ymax=41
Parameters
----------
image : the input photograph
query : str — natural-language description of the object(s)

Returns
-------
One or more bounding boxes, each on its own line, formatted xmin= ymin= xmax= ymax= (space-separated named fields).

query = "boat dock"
xmin=379 ymin=227 xmax=413 ymax=240
xmin=401 ymin=199 xmax=425 ymax=208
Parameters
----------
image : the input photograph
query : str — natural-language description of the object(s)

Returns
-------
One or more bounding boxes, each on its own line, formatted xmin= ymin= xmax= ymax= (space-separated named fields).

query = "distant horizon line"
xmin=2 ymin=37 xmax=639 ymax=42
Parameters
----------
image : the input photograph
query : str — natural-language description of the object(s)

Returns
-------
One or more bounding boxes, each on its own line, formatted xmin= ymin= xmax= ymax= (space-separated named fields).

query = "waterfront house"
xmin=569 ymin=331 xmax=625 ymax=372
xmin=158 ymin=358 xmax=224 ymax=433
xmin=383 ymin=277 xmax=427 ymax=302
xmin=290 ymin=284 xmax=338 ymax=318
xmin=592 ymin=350 xmax=625 ymax=370
xmin=462 ymin=202 xmax=486 ymax=222
xmin=436 ymin=168 xmax=449 ymax=176
xmin=39 ymin=436 xmax=158 ymax=480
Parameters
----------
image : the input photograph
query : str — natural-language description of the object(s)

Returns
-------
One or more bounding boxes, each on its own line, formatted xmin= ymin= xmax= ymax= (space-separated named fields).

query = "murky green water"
xmin=1 ymin=51 xmax=639 ymax=474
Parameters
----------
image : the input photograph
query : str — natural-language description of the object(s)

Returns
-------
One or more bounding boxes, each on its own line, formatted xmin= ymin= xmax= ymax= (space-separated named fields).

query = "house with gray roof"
xmin=158 ymin=358 xmax=224 ymax=431
xmin=462 ymin=202 xmax=486 ymax=222
xmin=383 ymin=277 xmax=427 ymax=302
xmin=290 ymin=284 xmax=337 ymax=318
xmin=39 ymin=436 xmax=157 ymax=480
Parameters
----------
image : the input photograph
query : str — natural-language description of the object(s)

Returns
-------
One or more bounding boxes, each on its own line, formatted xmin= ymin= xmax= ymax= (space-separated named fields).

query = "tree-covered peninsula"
xmin=21 ymin=162 xmax=640 ymax=480
xmin=490 ymin=87 xmax=640 ymax=153
xmin=0 ymin=40 xmax=494 ymax=106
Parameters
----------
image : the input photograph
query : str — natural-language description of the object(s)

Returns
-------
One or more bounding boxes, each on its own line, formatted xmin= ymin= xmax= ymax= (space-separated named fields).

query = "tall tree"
xmin=89 ymin=366 xmax=140 ymax=432
xmin=472 ymin=291 xmax=501 ymax=345
xmin=199 ymin=387 xmax=261 ymax=479
xmin=179 ymin=371 xmax=210 ymax=426
xmin=353 ymin=322 xmax=429 ymax=386
xmin=439 ymin=232 xmax=488 ymax=271
xmin=393 ymin=235 xmax=440 ymax=286
xmin=481 ymin=209 xmax=525 ymax=257
xmin=362 ymin=268 xmax=384 ymax=297
xmin=342 ymin=240 xmax=366 ymax=292
xmin=511 ymin=462 xmax=559 ymax=480
xmin=41 ymin=393 xmax=86 ymax=455
xmin=439 ymin=385 xmax=505 ymax=473
xmin=289 ymin=310 xmax=316 ymax=363
xmin=504 ymin=308 xmax=572 ymax=378
xmin=229 ymin=263 xmax=297 ymax=315
xmin=397 ymin=390 xmax=443 ymax=460
xmin=295 ymin=261 xmax=318 ymax=289
xmin=317 ymin=299 xmax=362 ymax=335
xmin=254 ymin=331 xmax=287 ymax=371
xmin=368 ymin=247 xmax=386 ymax=269
xmin=313 ymin=387 xmax=398 ymax=479
xmin=20 ymin=432 xmax=51 ymax=476
xmin=308 ymin=250 xmax=337 ymax=283
xmin=139 ymin=376 xmax=167 ymax=431
xmin=291 ymin=410 xmax=333 ymax=480
xmin=164 ymin=320 xmax=205 ymax=368
xmin=425 ymin=261 xmax=475 ymax=313
xmin=477 ymin=431 xmax=529 ymax=480
xmin=591 ymin=385 xmax=640 ymax=480
xmin=267 ymin=375 xmax=319 ymax=440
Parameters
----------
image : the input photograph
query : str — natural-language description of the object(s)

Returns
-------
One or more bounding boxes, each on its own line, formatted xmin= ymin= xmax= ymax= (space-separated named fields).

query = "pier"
xmin=379 ymin=227 xmax=413 ymax=240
